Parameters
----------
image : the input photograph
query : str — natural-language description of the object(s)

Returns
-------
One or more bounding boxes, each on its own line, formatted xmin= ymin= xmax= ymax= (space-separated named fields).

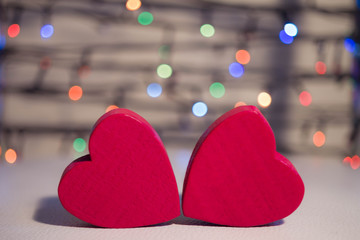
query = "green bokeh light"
xmin=209 ymin=82 xmax=225 ymax=98
xmin=73 ymin=138 xmax=86 ymax=153
xmin=138 ymin=12 xmax=154 ymax=25
xmin=200 ymin=24 xmax=215 ymax=38
xmin=157 ymin=64 xmax=173 ymax=78
xmin=158 ymin=45 xmax=170 ymax=59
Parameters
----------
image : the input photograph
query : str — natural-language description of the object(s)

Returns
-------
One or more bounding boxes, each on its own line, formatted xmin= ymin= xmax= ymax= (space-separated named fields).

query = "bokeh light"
xmin=350 ymin=155 xmax=360 ymax=170
xmin=257 ymin=92 xmax=272 ymax=108
xmin=106 ymin=105 xmax=119 ymax=113
xmin=234 ymin=101 xmax=246 ymax=108
xmin=209 ymin=82 xmax=225 ymax=98
xmin=0 ymin=34 xmax=6 ymax=50
xmin=159 ymin=45 xmax=170 ymax=59
xmin=299 ymin=91 xmax=312 ymax=106
xmin=229 ymin=62 xmax=244 ymax=78
xmin=40 ymin=56 xmax=51 ymax=70
xmin=40 ymin=24 xmax=54 ymax=39
xmin=200 ymin=24 xmax=215 ymax=38
xmin=69 ymin=86 xmax=83 ymax=101
xmin=344 ymin=38 xmax=355 ymax=53
xmin=138 ymin=12 xmax=153 ymax=25
xmin=157 ymin=64 xmax=172 ymax=78
xmin=147 ymin=83 xmax=162 ymax=98
xmin=236 ymin=50 xmax=251 ymax=65
xmin=0 ymin=145 xmax=2 ymax=156
xmin=315 ymin=61 xmax=326 ymax=75
xmin=343 ymin=156 xmax=351 ymax=164
xmin=73 ymin=138 xmax=87 ymax=153
xmin=5 ymin=149 xmax=17 ymax=164
xmin=313 ymin=131 xmax=325 ymax=147
xmin=192 ymin=102 xmax=208 ymax=117
xmin=284 ymin=23 xmax=298 ymax=37
xmin=126 ymin=0 xmax=141 ymax=11
xmin=8 ymin=24 xmax=20 ymax=38
xmin=279 ymin=30 xmax=294 ymax=44
xmin=78 ymin=65 xmax=91 ymax=79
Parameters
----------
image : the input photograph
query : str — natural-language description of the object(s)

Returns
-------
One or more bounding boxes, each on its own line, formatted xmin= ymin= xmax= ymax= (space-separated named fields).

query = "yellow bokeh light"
xmin=5 ymin=148 xmax=17 ymax=164
xmin=106 ymin=105 xmax=119 ymax=113
xmin=234 ymin=101 xmax=246 ymax=108
xmin=126 ymin=0 xmax=141 ymax=11
xmin=257 ymin=92 xmax=272 ymax=108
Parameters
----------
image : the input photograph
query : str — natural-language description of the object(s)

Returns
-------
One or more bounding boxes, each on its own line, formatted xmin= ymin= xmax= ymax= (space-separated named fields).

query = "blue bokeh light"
xmin=147 ymin=83 xmax=162 ymax=98
xmin=344 ymin=38 xmax=355 ymax=53
xmin=40 ymin=24 xmax=54 ymax=39
xmin=284 ymin=23 xmax=298 ymax=37
xmin=279 ymin=30 xmax=294 ymax=44
xmin=192 ymin=102 xmax=208 ymax=117
xmin=0 ymin=34 xmax=6 ymax=50
xmin=229 ymin=62 xmax=244 ymax=78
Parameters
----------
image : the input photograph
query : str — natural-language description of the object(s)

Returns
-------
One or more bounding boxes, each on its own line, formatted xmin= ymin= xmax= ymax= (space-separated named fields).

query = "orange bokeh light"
xmin=69 ymin=86 xmax=83 ymax=101
xmin=5 ymin=149 xmax=17 ymax=164
xmin=234 ymin=101 xmax=246 ymax=108
xmin=299 ymin=91 xmax=312 ymax=107
xmin=315 ymin=61 xmax=326 ymax=75
xmin=106 ymin=105 xmax=119 ymax=113
xmin=235 ymin=50 xmax=251 ymax=65
xmin=313 ymin=131 xmax=325 ymax=147
xmin=8 ymin=24 xmax=20 ymax=38
xmin=126 ymin=0 xmax=142 ymax=11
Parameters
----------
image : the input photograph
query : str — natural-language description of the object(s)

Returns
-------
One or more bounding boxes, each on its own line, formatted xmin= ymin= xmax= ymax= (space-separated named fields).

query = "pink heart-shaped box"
xmin=182 ymin=106 xmax=304 ymax=226
xmin=58 ymin=109 xmax=180 ymax=228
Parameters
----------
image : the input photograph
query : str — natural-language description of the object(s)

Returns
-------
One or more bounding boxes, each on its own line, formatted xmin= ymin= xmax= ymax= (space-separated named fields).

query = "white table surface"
xmin=1 ymin=154 xmax=359 ymax=240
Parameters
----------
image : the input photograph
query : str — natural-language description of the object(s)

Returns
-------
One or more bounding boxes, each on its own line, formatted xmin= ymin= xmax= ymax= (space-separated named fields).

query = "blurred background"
xmin=0 ymin=0 xmax=359 ymax=173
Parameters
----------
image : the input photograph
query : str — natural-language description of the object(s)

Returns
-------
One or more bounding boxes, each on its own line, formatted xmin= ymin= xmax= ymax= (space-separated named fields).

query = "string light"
xmin=209 ymin=82 xmax=225 ymax=98
xmin=73 ymin=138 xmax=86 ymax=153
xmin=279 ymin=30 xmax=293 ymax=44
xmin=106 ymin=105 xmax=119 ymax=112
xmin=147 ymin=83 xmax=162 ymax=98
xmin=8 ymin=24 xmax=20 ymax=38
xmin=313 ymin=131 xmax=325 ymax=147
xmin=68 ymin=86 xmax=83 ymax=101
xmin=229 ymin=62 xmax=244 ymax=78
xmin=126 ymin=0 xmax=141 ymax=11
xmin=40 ymin=24 xmax=54 ymax=39
xmin=257 ymin=92 xmax=272 ymax=108
xmin=200 ymin=24 xmax=215 ymax=38
xmin=192 ymin=102 xmax=208 ymax=117
xmin=157 ymin=64 xmax=172 ymax=78
xmin=5 ymin=149 xmax=17 ymax=164
xmin=315 ymin=61 xmax=326 ymax=75
xmin=138 ymin=12 xmax=153 ymax=25
xmin=299 ymin=91 xmax=312 ymax=106
xmin=235 ymin=50 xmax=251 ymax=65
xmin=234 ymin=101 xmax=246 ymax=108
xmin=284 ymin=23 xmax=298 ymax=37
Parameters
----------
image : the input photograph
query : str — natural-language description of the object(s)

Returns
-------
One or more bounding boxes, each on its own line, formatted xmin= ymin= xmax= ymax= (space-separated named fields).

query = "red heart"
xmin=182 ymin=106 xmax=304 ymax=227
xmin=58 ymin=109 xmax=180 ymax=228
